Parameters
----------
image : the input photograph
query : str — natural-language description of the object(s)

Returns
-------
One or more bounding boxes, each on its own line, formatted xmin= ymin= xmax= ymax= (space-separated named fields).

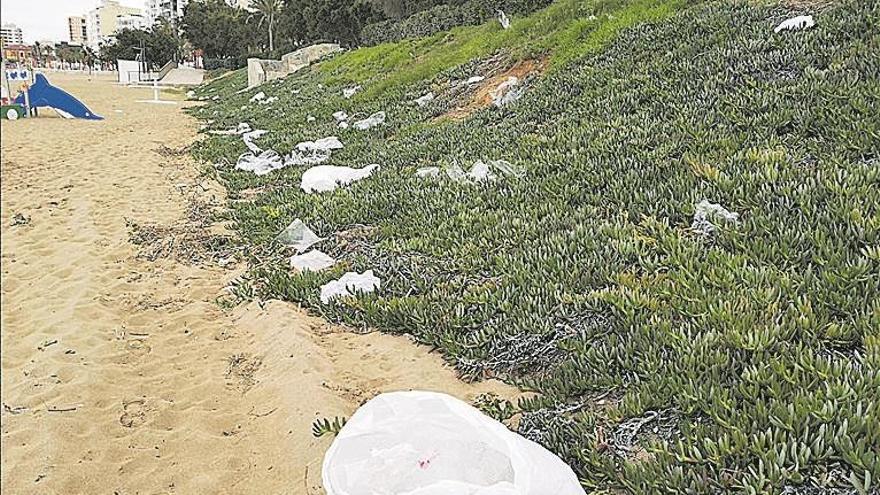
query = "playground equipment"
xmin=12 ymin=74 xmax=103 ymax=120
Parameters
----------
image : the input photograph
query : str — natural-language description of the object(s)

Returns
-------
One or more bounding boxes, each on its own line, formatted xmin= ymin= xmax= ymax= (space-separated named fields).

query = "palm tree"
xmin=251 ymin=0 xmax=282 ymax=52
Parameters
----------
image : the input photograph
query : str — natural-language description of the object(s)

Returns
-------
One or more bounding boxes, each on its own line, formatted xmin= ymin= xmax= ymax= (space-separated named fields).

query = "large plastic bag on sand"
xmin=320 ymin=270 xmax=380 ymax=303
xmin=301 ymin=164 xmax=380 ymax=193
xmin=323 ymin=391 xmax=585 ymax=495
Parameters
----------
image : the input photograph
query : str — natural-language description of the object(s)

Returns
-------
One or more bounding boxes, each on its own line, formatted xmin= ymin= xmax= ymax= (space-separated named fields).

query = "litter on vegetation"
xmin=209 ymin=122 xmax=252 ymax=135
xmin=296 ymin=136 xmax=343 ymax=152
xmin=692 ymin=199 xmax=739 ymax=235
xmin=415 ymin=166 xmax=441 ymax=178
xmin=491 ymin=76 xmax=524 ymax=107
xmin=322 ymin=391 xmax=586 ymax=495
xmin=498 ymin=10 xmax=511 ymax=29
xmin=420 ymin=160 xmax=524 ymax=183
xmin=342 ymin=86 xmax=361 ymax=98
xmin=290 ymin=249 xmax=336 ymax=272
xmin=276 ymin=218 xmax=324 ymax=252
xmin=466 ymin=75 xmax=486 ymax=85
xmin=353 ymin=111 xmax=386 ymax=130
xmin=774 ymin=15 xmax=815 ymax=33
xmin=307 ymin=115 xmax=316 ymax=122
xmin=414 ymin=92 xmax=435 ymax=107
xmin=236 ymin=150 xmax=290 ymax=175
xmin=242 ymin=129 xmax=269 ymax=153
xmin=333 ymin=110 xmax=348 ymax=122
xmin=301 ymin=164 xmax=380 ymax=193
xmin=319 ymin=270 xmax=380 ymax=304
xmin=250 ymin=91 xmax=266 ymax=102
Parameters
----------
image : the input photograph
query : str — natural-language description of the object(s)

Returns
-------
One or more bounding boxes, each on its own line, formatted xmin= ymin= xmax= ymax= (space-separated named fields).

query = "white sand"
xmin=0 ymin=72 xmax=519 ymax=494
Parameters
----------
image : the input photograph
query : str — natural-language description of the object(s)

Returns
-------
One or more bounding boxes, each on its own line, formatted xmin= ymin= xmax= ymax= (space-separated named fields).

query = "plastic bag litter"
xmin=498 ymin=10 xmax=511 ymax=29
xmin=774 ymin=15 xmax=815 ymax=33
xmin=307 ymin=115 xmax=317 ymax=122
xmin=692 ymin=199 xmax=739 ymax=235
xmin=296 ymin=136 xmax=344 ymax=152
xmin=491 ymin=77 xmax=523 ymax=107
xmin=466 ymin=75 xmax=486 ymax=85
xmin=276 ymin=218 xmax=323 ymax=252
xmin=333 ymin=110 xmax=349 ymax=122
xmin=235 ymin=150 xmax=288 ymax=175
xmin=301 ymin=164 xmax=380 ymax=193
xmin=250 ymin=91 xmax=266 ymax=102
xmin=415 ymin=92 xmax=435 ymax=107
xmin=353 ymin=111 xmax=386 ymax=130
xmin=343 ymin=86 xmax=362 ymax=98
xmin=322 ymin=391 xmax=586 ymax=495
xmin=242 ymin=129 xmax=269 ymax=153
xmin=260 ymin=96 xmax=279 ymax=105
xmin=209 ymin=122 xmax=252 ymax=135
xmin=415 ymin=167 xmax=441 ymax=178
xmin=423 ymin=160 xmax=523 ymax=183
xmin=320 ymin=270 xmax=380 ymax=304
xmin=290 ymin=249 xmax=336 ymax=272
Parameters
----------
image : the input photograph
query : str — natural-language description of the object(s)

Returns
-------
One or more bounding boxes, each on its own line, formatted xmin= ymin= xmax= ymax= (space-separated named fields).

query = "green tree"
xmin=99 ymin=19 xmax=180 ymax=69
xmin=182 ymin=0 xmax=254 ymax=59
xmin=251 ymin=0 xmax=282 ymax=52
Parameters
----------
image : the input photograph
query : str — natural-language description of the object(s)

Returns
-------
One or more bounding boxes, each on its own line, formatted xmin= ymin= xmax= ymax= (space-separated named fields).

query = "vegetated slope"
xmin=190 ymin=0 xmax=879 ymax=492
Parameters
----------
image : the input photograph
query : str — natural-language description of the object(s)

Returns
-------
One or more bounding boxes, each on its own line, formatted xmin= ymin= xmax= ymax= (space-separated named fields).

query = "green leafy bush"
xmin=190 ymin=0 xmax=879 ymax=491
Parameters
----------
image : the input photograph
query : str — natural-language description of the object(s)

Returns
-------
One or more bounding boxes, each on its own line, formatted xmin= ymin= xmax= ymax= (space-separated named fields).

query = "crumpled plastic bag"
xmin=322 ymin=391 xmax=586 ymax=495
xmin=466 ymin=76 xmax=485 ymax=85
xmin=250 ymin=91 xmax=266 ymax=102
xmin=319 ymin=270 xmax=380 ymax=304
xmin=343 ymin=86 xmax=362 ymax=98
xmin=353 ymin=111 xmax=386 ymax=130
xmin=296 ymin=136 xmax=344 ymax=153
xmin=420 ymin=160 xmax=524 ymax=183
xmin=208 ymin=122 xmax=252 ymax=135
xmin=774 ymin=15 xmax=815 ymax=33
xmin=691 ymin=199 xmax=739 ymax=235
xmin=290 ymin=249 xmax=336 ymax=272
xmin=498 ymin=10 xmax=511 ymax=29
xmin=276 ymin=218 xmax=323 ymax=252
xmin=236 ymin=149 xmax=288 ymax=175
xmin=415 ymin=93 xmax=435 ymax=107
xmin=242 ymin=129 xmax=269 ymax=153
xmin=301 ymin=164 xmax=380 ymax=193
xmin=491 ymin=77 xmax=523 ymax=107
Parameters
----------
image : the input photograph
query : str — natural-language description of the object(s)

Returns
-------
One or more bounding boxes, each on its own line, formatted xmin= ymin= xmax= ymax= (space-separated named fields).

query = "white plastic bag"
xmin=301 ymin=164 xmax=380 ymax=193
xmin=322 ymin=391 xmax=585 ymax=495
xmin=774 ymin=15 xmax=815 ymax=33
xmin=320 ymin=270 xmax=380 ymax=303
xmin=353 ymin=111 xmax=386 ymax=130
xmin=276 ymin=218 xmax=323 ymax=252
xmin=290 ymin=249 xmax=336 ymax=272
xmin=296 ymin=136 xmax=344 ymax=152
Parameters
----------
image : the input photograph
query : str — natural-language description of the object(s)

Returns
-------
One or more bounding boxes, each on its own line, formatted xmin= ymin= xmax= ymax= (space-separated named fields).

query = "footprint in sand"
xmin=119 ymin=399 xmax=148 ymax=428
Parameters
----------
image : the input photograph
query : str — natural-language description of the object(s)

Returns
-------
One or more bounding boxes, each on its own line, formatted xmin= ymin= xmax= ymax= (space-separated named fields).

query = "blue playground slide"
xmin=13 ymin=74 xmax=103 ymax=120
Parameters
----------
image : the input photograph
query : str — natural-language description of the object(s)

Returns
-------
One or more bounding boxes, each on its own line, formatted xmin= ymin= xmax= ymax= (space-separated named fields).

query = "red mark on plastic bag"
xmin=418 ymin=452 xmax=438 ymax=470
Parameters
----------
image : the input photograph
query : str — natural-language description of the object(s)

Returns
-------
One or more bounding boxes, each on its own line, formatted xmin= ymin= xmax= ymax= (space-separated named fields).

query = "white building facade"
xmin=1 ymin=24 xmax=25 ymax=45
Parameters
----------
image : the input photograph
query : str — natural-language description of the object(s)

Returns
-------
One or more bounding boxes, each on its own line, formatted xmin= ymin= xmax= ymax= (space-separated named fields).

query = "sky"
xmin=1 ymin=0 xmax=147 ymax=43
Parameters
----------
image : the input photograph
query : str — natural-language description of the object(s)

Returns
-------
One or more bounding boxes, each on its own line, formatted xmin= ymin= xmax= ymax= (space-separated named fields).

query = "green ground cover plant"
xmin=189 ymin=0 xmax=879 ymax=492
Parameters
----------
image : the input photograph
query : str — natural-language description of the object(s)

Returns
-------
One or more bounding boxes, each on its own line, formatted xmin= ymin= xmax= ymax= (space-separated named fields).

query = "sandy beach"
xmin=0 ymin=72 xmax=518 ymax=494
